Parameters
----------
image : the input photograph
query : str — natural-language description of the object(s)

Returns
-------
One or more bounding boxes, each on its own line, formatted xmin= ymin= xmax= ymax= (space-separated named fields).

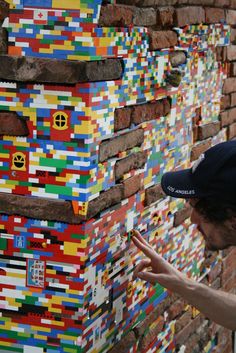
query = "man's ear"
xmin=226 ymin=216 xmax=236 ymax=231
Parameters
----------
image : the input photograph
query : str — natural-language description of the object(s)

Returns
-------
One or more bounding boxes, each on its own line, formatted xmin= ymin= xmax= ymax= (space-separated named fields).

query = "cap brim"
xmin=161 ymin=169 xmax=205 ymax=199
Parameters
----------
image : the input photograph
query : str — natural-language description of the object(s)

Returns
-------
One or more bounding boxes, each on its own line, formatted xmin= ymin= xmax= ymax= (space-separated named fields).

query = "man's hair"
xmin=195 ymin=197 xmax=236 ymax=224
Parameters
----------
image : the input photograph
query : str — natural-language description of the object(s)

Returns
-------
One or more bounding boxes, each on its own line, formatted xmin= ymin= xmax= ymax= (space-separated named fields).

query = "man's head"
xmin=161 ymin=141 xmax=236 ymax=250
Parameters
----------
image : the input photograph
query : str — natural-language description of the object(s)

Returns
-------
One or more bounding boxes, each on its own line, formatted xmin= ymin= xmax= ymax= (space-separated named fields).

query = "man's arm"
xmin=174 ymin=275 xmax=236 ymax=330
xmin=132 ymin=230 xmax=236 ymax=330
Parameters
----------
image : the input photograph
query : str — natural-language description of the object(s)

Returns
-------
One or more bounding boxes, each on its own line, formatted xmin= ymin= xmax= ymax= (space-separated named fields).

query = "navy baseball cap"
xmin=161 ymin=140 xmax=236 ymax=203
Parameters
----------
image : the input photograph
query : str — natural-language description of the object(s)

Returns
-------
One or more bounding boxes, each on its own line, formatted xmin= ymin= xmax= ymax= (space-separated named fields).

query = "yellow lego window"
xmin=12 ymin=152 xmax=27 ymax=171
xmin=52 ymin=112 xmax=69 ymax=130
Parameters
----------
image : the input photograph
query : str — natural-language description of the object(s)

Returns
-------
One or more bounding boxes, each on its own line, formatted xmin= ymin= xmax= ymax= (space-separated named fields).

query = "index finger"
xmin=132 ymin=234 xmax=156 ymax=261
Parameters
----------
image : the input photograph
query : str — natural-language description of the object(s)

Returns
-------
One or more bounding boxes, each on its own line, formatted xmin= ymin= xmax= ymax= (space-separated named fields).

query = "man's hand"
xmin=132 ymin=230 xmax=236 ymax=330
xmin=132 ymin=230 xmax=185 ymax=292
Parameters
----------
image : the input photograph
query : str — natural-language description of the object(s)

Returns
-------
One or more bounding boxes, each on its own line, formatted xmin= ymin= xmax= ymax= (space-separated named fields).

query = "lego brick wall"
xmin=0 ymin=1 xmax=235 ymax=353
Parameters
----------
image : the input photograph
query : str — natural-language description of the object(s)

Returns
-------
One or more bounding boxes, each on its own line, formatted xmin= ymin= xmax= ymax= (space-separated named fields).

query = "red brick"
xmin=0 ymin=193 xmax=82 ymax=224
xmin=122 ymin=174 xmax=141 ymax=198
xmin=231 ymin=92 xmax=236 ymax=106
xmin=99 ymin=129 xmax=144 ymax=162
xmin=223 ymin=77 xmax=236 ymax=94
xmin=167 ymin=298 xmax=187 ymax=320
xmin=198 ymin=122 xmax=221 ymax=140
xmin=190 ymin=139 xmax=212 ymax=161
xmin=108 ymin=331 xmax=136 ymax=353
xmin=175 ymin=309 xmax=192 ymax=333
xmin=228 ymin=122 xmax=236 ymax=139
xmin=170 ymin=51 xmax=187 ymax=67
xmin=0 ymin=112 xmax=29 ymax=136
xmin=149 ymin=30 xmax=178 ymax=50
xmin=223 ymin=248 xmax=236 ymax=270
xmin=205 ymin=8 xmax=225 ymax=24
xmin=145 ymin=183 xmax=165 ymax=206
xmin=0 ymin=0 xmax=9 ymax=21
xmin=231 ymin=0 xmax=236 ymax=9
xmin=133 ymin=7 xmax=157 ymax=26
xmin=173 ymin=7 xmax=205 ymax=27
xmin=131 ymin=98 xmax=170 ymax=125
xmin=138 ymin=316 xmax=165 ymax=351
xmin=216 ymin=46 xmax=227 ymax=62
xmin=207 ymin=262 xmax=222 ymax=283
xmin=175 ymin=315 xmax=203 ymax=346
xmin=221 ymin=266 xmax=236 ymax=286
xmin=115 ymin=151 xmax=147 ymax=181
xmin=114 ymin=107 xmax=132 ymax=132
xmin=174 ymin=205 xmax=191 ymax=227
xmin=221 ymin=95 xmax=231 ymax=110
xmin=226 ymin=9 xmax=236 ymax=24
xmin=220 ymin=109 xmax=236 ymax=127
xmin=99 ymin=5 xmax=134 ymax=26
xmin=214 ymin=0 xmax=230 ymax=6
xmin=229 ymin=62 xmax=236 ymax=76
xmin=227 ymin=45 xmax=236 ymax=61
xmin=157 ymin=7 xmax=174 ymax=28
xmin=230 ymin=28 xmax=236 ymax=44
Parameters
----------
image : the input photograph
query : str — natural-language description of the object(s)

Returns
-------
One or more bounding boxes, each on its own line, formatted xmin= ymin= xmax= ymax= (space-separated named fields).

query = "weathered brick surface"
xmin=114 ymin=107 xmax=132 ymax=131
xmin=216 ymin=46 xmax=227 ymax=62
xmin=230 ymin=27 xmax=236 ymax=44
xmin=0 ymin=112 xmax=29 ymax=136
xmin=156 ymin=7 xmax=175 ymax=27
xmin=87 ymin=185 xmax=124 ymax=219
xmin=0 ymin=193 xmax=82 ymax=224
xmin=207 ymin=262 xmax=222 ymax=283
xmin=175 ymin=315 xmax=203 ymax=346
xmin=226 ymin=9 xmax=236 ymax=24
xmin=220 ymin=107 xmax=236 ymax=127
xmin=231 ymin=92 xmax=236 ymax=106
xmin=190 ymin=139 xmax=212 ymax=161
xmin=227 ymin=45 xmax=236 ymax=61
xmin=0 ymin=28 xmax=7 ymax=54
xmin=175 ymin=308 xmax=192 ymax=333
xmin=131 ymin=98 xmax=171 ymax=125
xmin=174 ymin=204 xmax=191 ymax=227
xmin=116 ymin=0 xmax=178 ymax=6
xmin=133 ymin=7 xmax=157 ymax=26
xmin=167 ymin=298 xmax=187 ymax=320
xmin=173 ymin=7 xmax=205 ymax=27
xmin=145 ymin=183 xmax=165 ymax=206
xmin=99 ymin=129 xmax=144 ymax=162
xmin=115 ymin=151 xmax=147 ymax=180
xmin=149 ymin=30 xmax=178 ymax=50
xmin=99 ymin=4 xmax=134 ymax=26
xmin=198 ymin=122 xmax=221 ymax=140
xmin=221 ymin=95 xmax=231 ymax=110
xmin=108 ymin=331 xmax=136 ymax=353
xmin=205 ymin=7 xmax=225 ymax=23
xmin=0 ymin=0 xmax=9 ymax=21
xmin=228 ymin=122 xmax=236 ymax=139
xmin=223 ymin=77 xmax=236 ymax=94
xmin=170 ymin=51 xmax=187 ymax=67
xmin=0 ymin=55 xmax=123 ymax=83
xmin=138 ymin=316 xmax=165 ymax=351
xmin=229 ymin=62 xmax=236 ymax=76
xmin=122 ymin=174 xmax=141 ymax=198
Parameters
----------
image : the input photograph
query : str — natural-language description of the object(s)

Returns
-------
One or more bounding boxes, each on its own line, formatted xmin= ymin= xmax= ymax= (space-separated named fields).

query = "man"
xmin=132 ymin=140 xmax=236 ymax=330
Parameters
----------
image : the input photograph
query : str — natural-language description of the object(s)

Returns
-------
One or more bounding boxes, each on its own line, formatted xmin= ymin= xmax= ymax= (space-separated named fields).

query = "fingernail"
xmin=138 ymin=272 xmax=144 ymax=278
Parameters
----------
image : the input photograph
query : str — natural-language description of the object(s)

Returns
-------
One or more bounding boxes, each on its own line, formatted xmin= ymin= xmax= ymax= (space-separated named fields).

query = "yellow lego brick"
xmin=35 ymin=334 xmax=47 ymax=341
xmin=32 ymin=326 xmax=51 ymax=333
xmin=46 ymin=269 xmax=56 ymax=275
xmin=52 ymin=0 xmax=81 ymax=9
xmin=64 ymin=242 xmax=78 ymax=256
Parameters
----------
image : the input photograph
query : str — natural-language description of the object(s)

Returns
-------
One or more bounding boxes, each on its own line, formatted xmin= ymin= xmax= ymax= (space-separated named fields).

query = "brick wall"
xmin=0 ymin=1 xmax=235 ymax=353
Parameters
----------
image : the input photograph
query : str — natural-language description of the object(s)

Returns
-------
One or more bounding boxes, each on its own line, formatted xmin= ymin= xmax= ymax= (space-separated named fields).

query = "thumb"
xmin=137 ymin=271 xmax=160 ymax=285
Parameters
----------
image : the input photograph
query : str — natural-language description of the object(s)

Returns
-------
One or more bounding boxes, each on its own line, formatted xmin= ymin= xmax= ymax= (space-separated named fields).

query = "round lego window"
xmin=52 ymin=112 xmax=68 ymax=130
xmin=12 ymin=152 xmax=26 ymax=171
